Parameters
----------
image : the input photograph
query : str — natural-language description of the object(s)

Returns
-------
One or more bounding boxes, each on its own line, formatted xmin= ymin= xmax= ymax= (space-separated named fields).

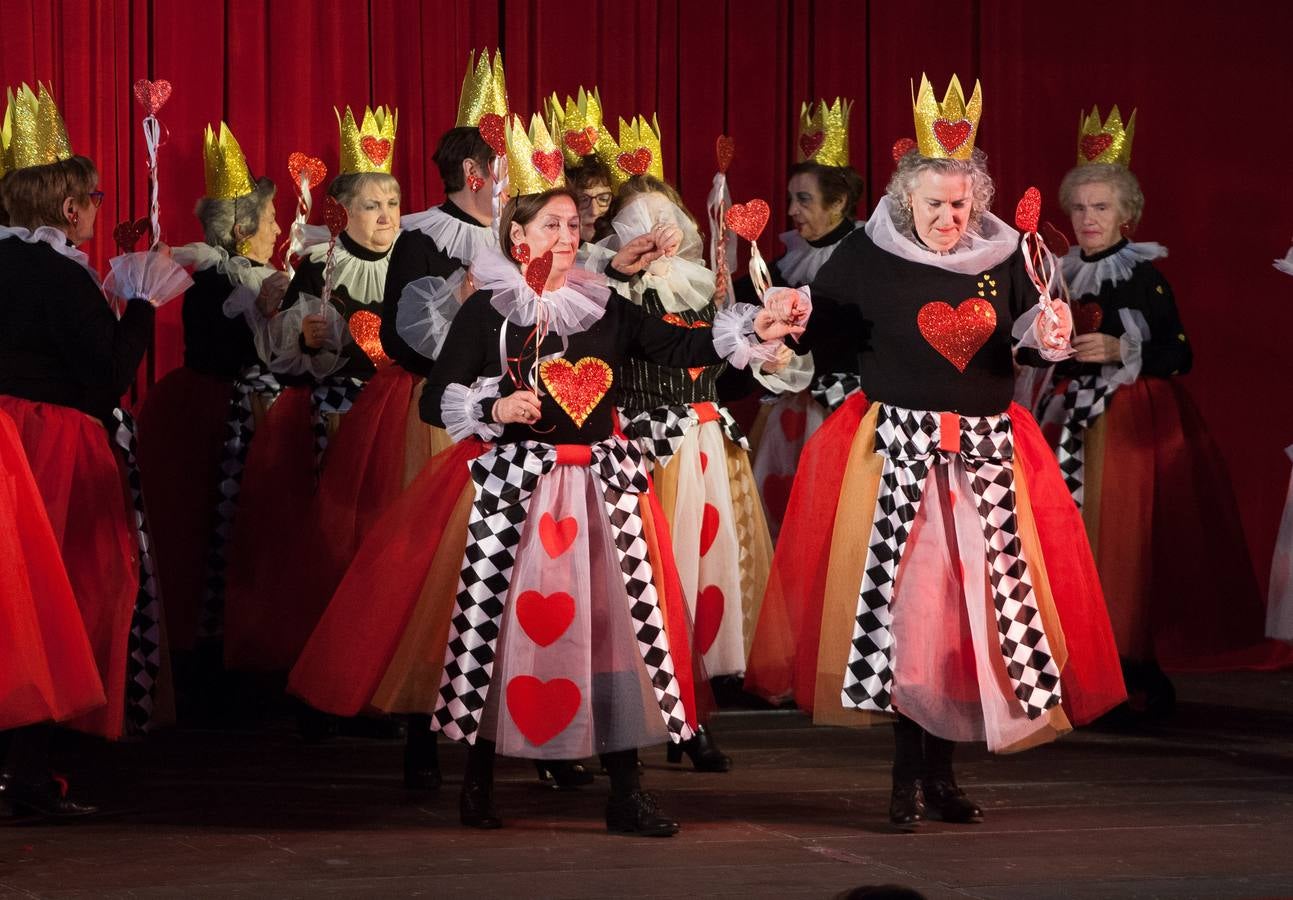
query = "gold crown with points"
xmin=336 ymin=104 xmax=397 ymax=175
xmin=2 ymin=83 xmax=72 ymax=174
xmin=545 ymin=86 xmax=616 ymax=166
xmin=597 ymin=115 xmax=664 ymax=189
xmin=202 ymin=122 xmax=255 ymax=200
xmin=1077 ymin=105 xmax=1136 ymax=167
xmin=797 ymin=97 xmax=852 ymax=167
xmin=506 ymin=113 xmax=565 ymax=197
xmin=455 ymin=48 xmax=509 ymax=129
xmin=912 ymin=74 xmax=982 ymax=161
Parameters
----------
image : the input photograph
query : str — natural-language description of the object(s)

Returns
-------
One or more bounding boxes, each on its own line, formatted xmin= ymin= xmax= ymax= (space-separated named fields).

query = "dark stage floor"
xmin=3 ymin=671 xmax=1292 ymax=899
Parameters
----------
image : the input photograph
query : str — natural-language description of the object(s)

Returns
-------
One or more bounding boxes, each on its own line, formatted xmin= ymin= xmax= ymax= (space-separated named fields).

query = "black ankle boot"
xmin=922 ymin=777 xmax=983 ymax=823
xmin=665 ymin=726 xmax=731 ymax=772
xmin=888 ymin=778 xmax=924 ymax=827
xmin=460 ymin=777 xmax=501 ymax=829
xmin=606 ymin=790 xmax=679 ymax=836
xmin=534 ymin=759 xmax=594 ymax=790
xmin=0 ymin=773 xmax=98 ymax=820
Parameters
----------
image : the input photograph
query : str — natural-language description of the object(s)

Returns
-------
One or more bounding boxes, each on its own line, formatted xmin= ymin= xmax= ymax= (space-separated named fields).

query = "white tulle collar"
xmin=400 ymin=201 xmax=495 ymax=265
xmin=0 ymin=224 xmax=98 ymax=282
xmin=302 ymin=231 xmax=395 ymax=307
xmin=863 ymin=195 xmax=1020 ymax=275
xmin=775 ymin=221 xmax=863 ymax=287
xmin=172 ymin=242 xmax=277 ymax=292
xmin=473 ymin=246 xmax=611 ymax=336
xmin=1061 ymin=240 xmax=1168 ymax=298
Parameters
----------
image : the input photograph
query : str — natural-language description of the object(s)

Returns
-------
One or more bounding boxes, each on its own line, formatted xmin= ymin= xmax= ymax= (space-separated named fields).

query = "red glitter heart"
xmin=799 ymin=130 xmax=825 ymax=159
xmin=112 ymin=216 xmax=150 ymax=253
xmin=661 ymin=313 xmax=709 ymax=329
xmin=539 ymin=356 xmax=613 ymax=428
xmin=478 ymin=113 xmax=508 ymax=156
xmin=1080 ymin=133 xmax=1113 ymax=161
xmin=716 ymin=134 xmax=735 ymax=173
xmin=467 ymin=173 xmax=485 ymax=192
xmin=616 ymin=147 xmax=652 ymax=177
xmin=515 ymin=590 xmax=576 ymax=648
xmin=360 ymin=136 xmax=391 ymax=166
xmin=348 ymin=310 xmax=392 ymax=368
xmin=700 ymin=503 xmax=720 ymax=556
xmin=511 ymin=241 xmax=531 ymax=265
xmin=1073 ymin=301 xmax=1104 ymax=335
xmin=538 ymin=512 xmax=577 ymax=558
xmin=132 ymin=79 xmax=172 ymax=116
xmin=917 ymin=298 xmax=998 ymax=373
xmin=762 ymin=473 xmax=794 ymax=524
xmin=506 ymin=676 xmax=581 ymax=746
xmin=892 ymin=137 xmax=917 ymax=163
xmin=531 ymin=149 xmax=563 ymax=184
xmin=779 ymin=407 xmax=807 ymax=442
xmin=524 ymin=249 xmax=553 ymax=294
xmin=563 ymin=126 xmax=599 ymax=157
xmin=725 ymin=199 xmax=770 ymax=243
xmin=288 ymin=152 xmax=327 ymax=190
xmin=323 ymin=196 xmax=348 ymax=237
xmin=694 ymin=585 xmax=725 ymax=655
xmin=1015 ymin=187 xmax=1042 ymax=233
xmin=686 ymin=367 xmax=706 ymax=382
xmin=933 ymin=118 xmax=972 ymax=153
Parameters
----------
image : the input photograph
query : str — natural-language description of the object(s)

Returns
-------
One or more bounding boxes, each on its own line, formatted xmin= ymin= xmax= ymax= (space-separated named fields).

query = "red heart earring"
xmin=511 ymin=242 xmax=531 ymax=265
xmin=467 ymin=174 xmax=485 ymax=193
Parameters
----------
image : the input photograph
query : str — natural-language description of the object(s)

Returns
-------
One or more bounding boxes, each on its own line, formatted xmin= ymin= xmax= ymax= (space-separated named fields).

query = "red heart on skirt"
xmin=779 ymin=407 xmax=807 ymax=442
xmin=916 ymin=299 xmax=997 ymax=373
xmin=762 ymin=474 xmax=794 ymax=523
xmin=694 ymin=585 xmax=725 ymax=655
xmin=699 ymin=503 xmax=720 ymax=557
xmin=515 ymin=590 xmax=575 ymax=648
xmin=506 ymin=676 xmax=581 ymax=746
xmin=699 ymin=451 xmax=709 ymax=474
xmin=539 ymin=512 xmax=577 ymax=558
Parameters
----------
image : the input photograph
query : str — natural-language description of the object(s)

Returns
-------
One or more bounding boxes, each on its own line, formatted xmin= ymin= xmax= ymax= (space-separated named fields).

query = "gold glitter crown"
xmin=912 ymin=74 xmax=983 ymax=161
xmin=797 ymin=97 xmax=852 ymax=167
xmin=202 ymin=122 xmax=255 ymax=200
xmin=506 ymin=113 xmax=566 ymax=197
xmin=336 ymin=104 xmax=398 ymax=175
xmin=596 ymin=115 xmax=664 ymax=190
xmin=455 ymin=48 xmax=509 ymax=129
xmin=545 ymin=86 xmax=617 ymax=167
xmin=1 ymin=83 xmax=73 ymax=174
xmin=1077 ymin=105 xmax=1136 ymax=167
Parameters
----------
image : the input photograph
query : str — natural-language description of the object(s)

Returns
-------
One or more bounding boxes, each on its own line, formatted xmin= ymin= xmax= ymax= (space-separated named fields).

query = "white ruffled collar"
xmin=597 ymin=193 xmax=715 ymax=313
xmin=172 ymin=242 xmax=277 ymax=292
xmin=303 ymin=231 xmax=396 ymax=307
xmin=775 ymin=221 xmax=863 ymax=287
xmin=0 ymin=224 xmax=99 ymax=282
xmin=863 ymin=195 xmax=1020 ymax=275
xmin=400 ymin=202 xmax=494 ymax=265
xmin=473 ymin=246 xmax=611 ymax=336
xmin=1061 ymin=240 xmax=1168 ymax=298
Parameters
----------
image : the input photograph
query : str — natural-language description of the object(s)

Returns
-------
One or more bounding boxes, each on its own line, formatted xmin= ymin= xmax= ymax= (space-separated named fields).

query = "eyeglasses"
xmin=577 ymin=190 xmax=613 ymax=211
xmin=88 ymin=190 xmax=105 ymax=208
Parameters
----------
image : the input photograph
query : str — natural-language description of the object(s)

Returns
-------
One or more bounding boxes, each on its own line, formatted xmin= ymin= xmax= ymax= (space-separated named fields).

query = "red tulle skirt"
xmin=0 ymin=397 xmax=137 ymax=738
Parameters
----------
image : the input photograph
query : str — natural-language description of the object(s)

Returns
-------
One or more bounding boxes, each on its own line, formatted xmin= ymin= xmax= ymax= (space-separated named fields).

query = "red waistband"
xmin=554 ymin=444 xmax=593 ymax=467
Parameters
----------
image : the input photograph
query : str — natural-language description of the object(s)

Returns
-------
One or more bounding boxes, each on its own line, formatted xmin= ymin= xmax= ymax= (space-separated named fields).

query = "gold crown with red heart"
xmin=912 ymin=74 xmax=982 ymax=161
xmin=1076 ymin=105 xmax=1136 ymax=167
xmin=455 ymin=48 xmax=509 ymax=130
xmin=506 ymin=113 xmax=566 ymax=197
xmin=202 ymin=122 xmax=255 ymax=200
xmin=0 ymin=82 xmax=72 ymax=177
xmin=545 ymin=86 xmax=618 ymax=167
xmin=797 ymin=97 xmax=852 ymax=167
xmin=336 ymin=104 xmax=398 ymax=175
xmin=594 ymin=115 xmax=664 ymax=190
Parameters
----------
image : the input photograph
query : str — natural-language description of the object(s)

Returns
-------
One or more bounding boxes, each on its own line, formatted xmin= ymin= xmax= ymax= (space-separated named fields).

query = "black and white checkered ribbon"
xmin=1054 ymin=373 xmax=1116 ymax=509
xmin=433 ymin=436 xmax=695 ymax=745
xmin=195 ymin=366 xmax=281 ymax=641
xmin=842 ymin=405 xmax=1062 ymax=720
xmin=809 ymin=372 xmax=863 ymax=413
xmin=309 ymin=376 xmax=366 ymax=470
xmin=111 ymin=407 xmax=162 ymax=733
xmin=625 ymin=403 xmax=746 ymax=467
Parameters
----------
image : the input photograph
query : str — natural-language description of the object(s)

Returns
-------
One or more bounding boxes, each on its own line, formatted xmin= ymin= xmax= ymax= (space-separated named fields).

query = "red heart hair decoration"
xmin=132 ymin=79 xmax=172 ymax=116
xmin=323 ymin=195 xmax=348 ymax=237
xmin=725 ymin=199 xmax=771 ymax=243
xmin=716 ymin=135 xmax=735 ymax=173
xmin=1015 ymin=187 xmax=1042 ymax=234
xmin=287 ymin=152 xmax=327 ymax=191
xmin=524 ymin=250 xmax=553 ymax=294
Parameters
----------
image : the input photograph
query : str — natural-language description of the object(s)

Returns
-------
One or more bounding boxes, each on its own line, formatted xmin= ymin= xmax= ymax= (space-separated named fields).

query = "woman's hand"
xmin=754 ymin=288 xmax=810 ymax=341
xmin=610 ymin=232 xmax=666 ymax=276
xmin=650 ymin=222 xmax=683 ymax=258
xmin=256 ymin=272 xmax=290 ymax=317
xmin=759 ymin=343 xmax=795 ymax=374
xmin=1071 ymin=332 xmax=1121 ymax=364
xmin=301 ymin=313 xmax=331 ymax=349
xmin=1032 ymin=298 xmax=1074 ymax=354
xmin=492 ymin=390 xmax=542 ymax=425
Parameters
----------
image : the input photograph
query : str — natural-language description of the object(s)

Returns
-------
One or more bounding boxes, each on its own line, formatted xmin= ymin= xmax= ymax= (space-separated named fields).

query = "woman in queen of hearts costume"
xmin=745 ymin=75 xmax=1126 ymax=827
xmin=1268 ymin=239 xmax=1293 ymax=643
xmin=1033 ymin=108 xmax=1292 ymax=709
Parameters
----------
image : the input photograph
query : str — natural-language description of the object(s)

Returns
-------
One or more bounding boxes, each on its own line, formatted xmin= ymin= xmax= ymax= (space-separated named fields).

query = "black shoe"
xmin=605 ymin=790 xmax=679 ymax=837
xmin=535 ymin=760 xmax=594 ymax=791
xmin=665 ymin=726 xmax=732 ymax=772
xmin=888 ymin=780 xmax=924 ymax=827
xmin=922 ymin=778 xmax=982 ymax=823
xmin=0 ymin=774 xmax=98 ymax=820
xmin=460 ymin=779 xmax=502 ymax=829
xmin=404 ymin=743 xmax=441 ymax=791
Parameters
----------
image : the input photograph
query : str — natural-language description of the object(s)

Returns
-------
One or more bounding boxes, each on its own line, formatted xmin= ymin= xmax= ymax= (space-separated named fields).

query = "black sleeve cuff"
xmin=604 ymin=260 xmax=633 ymax=283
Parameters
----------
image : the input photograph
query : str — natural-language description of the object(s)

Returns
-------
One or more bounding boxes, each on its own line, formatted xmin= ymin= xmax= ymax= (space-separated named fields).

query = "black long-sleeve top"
xmin=0 ymin=236 xmax=154 ymax=424
xmin=380 ymin=200 xmax=479 ymax=377
xmin=182 ymin=263 xmax=265 ymax=378
xmin=421 ymin=289 xmax=726 ymax=446
xmin=618 ymin=287 xmax=724 ymax=417
xmin=1055 ymin=240 xmax=1192 ymax=379
xmin=797 ymin=229 xmax=1044 ymax=417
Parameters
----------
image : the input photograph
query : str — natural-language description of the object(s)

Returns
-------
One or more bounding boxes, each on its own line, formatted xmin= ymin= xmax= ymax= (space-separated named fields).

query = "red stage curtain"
xmin=3 ymin=0 xmax=1291 ymax=591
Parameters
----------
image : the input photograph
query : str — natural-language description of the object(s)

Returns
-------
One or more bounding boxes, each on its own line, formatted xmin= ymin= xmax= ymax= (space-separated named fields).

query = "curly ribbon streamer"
xmin=748 ymin=240 xmax=772 ymax=300
xmin=141 ymin=116 xmax=163 ymax=248
xmin=285 ymin=172 xmax=316 ymax=280
xmin=707 ymin=171 xmax=735 ymax=308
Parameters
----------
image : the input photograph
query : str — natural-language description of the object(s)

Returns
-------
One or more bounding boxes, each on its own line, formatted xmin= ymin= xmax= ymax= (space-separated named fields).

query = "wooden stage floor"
xmin=3 ymin=671 xmax=1292 ymax=899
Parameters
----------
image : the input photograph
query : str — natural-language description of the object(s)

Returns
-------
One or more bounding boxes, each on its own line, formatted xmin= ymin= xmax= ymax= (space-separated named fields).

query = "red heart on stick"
xmin=716 ymin=135 xmax=735 ymax=173
xmin=616 ymin=148 xmax=652 ymax=177
xmin=1080 ymin=132 xmax=1113 ymax=161
xmin=515 ymin=590 xmax=576 ymax=647
xmin=506 ymin=676 xmax=581 ymax=746
xmin=892 ymin=137 xmax=917 ymax=163
xmin=478 ymin=113 xmax=507 ymax=156
xmin=323 ymin=196 xmax=348 ymax=237
xmin=694 ymin=585 xmax=725 ymax=655
xmin=348 ymin=310 xmax=392 ymax=368
xmin=725 ymin=199 xmax=770 ymax=242
xmin=132 ymin=79 xmax=172 ymax=116
xmin=524 ymin=250 xmax=553 ymax=295
xmin=933 ymin=118 xmax=972 ymax=153
xmin=539 ymin=513 xmax=578 ymax=558
xmin=799 ymin=130 xmax=825 ymax=159
xmin=917 ymin=298 xmax=998 ymax=372
xmin=1015 ymin=187 xmax=1042 ymax=234
xmin=531 ymin=149 xmax=563 ymax=184
xmin=288 ymin=152 xmax=327 ymax=191
xmin=112 ymin=216 xmax=150 ymax=253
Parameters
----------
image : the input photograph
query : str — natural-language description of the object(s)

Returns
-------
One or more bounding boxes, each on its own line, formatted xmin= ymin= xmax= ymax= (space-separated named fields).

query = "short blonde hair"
xmin=1058 ymin=163 xmax=1145 ymax=230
